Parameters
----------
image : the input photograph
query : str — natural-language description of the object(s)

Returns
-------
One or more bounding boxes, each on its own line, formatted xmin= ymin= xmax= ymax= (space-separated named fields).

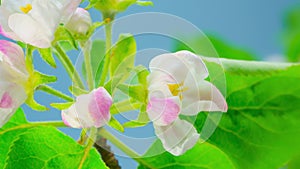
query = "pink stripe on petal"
xmin=0 ymin=92 xmax=13 ymax=108
xmin=89 ymin=87 xmax=112 ymax=127
xmin=147 ymin=97 xmax=180 ymax=126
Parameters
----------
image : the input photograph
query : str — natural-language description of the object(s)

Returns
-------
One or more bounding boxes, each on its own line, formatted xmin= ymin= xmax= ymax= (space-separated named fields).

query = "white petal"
xmin=8 ymin=13 xmax=52 ymax=48
xmin=30 ymin=0 xmax=61 ymax=35
xmin=154 ymin=119 xmax=200 ymax=156
xmin=182 ymin=78 xmax=227 ymax=115
xmin=149 ymin=50 xmax=208 ymax=84
xmin=147 ymin=96 xmax=181 ymax=126
xmin=61 ymin=87 xmax=112 ymax=128
xmin=2 ymin=0 xmax=33 ymax=13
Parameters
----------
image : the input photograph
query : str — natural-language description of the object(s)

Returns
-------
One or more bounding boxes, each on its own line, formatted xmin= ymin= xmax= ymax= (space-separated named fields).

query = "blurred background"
xmin=0 ymin=0 xmax=297 ymax=169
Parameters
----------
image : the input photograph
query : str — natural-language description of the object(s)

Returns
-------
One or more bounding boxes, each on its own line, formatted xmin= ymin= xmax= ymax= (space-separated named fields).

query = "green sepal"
xmin=117 ymin=84 xmax=147 ymax=103
xmin=32 ymin=71 xmax=57 ymax=86
xmin=50 ymin=102 xmax=74 ymax=110
xmin=53 ymin=25 xmax=78 ymax=50
xmin=25 ymin=93 xmax=48 ymax=111
xmin=69 ymin=85 xmax=89 ymax=97
xmin=108 ymin=117 xmax=124 ymax=132
xmin=123 ymin=105 xmax=149 ymax=128
xmin=38 ymin=48 xmax=56 ymax=68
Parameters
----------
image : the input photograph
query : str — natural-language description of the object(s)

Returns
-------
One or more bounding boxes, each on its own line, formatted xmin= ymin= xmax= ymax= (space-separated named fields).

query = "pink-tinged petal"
xmin=154 ymin=119 xmax=200 ymax=156
xmin=61 ymin=87 xmax=112 ymax=128
xmin=8 ymin=13 xmax=52 ymax=48
xmin=0 ymin=92 xmax=13 ymax=108
xmin=0 ymin=83 xmax=27 ymax=127
xmin=182 ymin=80 xmax=227 ymax=115
xmin=0 ymin=40 xmax=27 ymax=74
xmin=149 ymin=50 xmax=208 ymax=84
xmin=147 ymin=96 xmax=181 ymax=126
xmin=89 ymin=87 xmax=112 ymax=128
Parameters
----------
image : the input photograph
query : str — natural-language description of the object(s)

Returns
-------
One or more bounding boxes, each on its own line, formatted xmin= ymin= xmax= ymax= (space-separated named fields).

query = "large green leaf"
xmin=138 ymin=59 xmax=300 ymax=169
xmin=0 ymin=109 xmax=108 ymax=169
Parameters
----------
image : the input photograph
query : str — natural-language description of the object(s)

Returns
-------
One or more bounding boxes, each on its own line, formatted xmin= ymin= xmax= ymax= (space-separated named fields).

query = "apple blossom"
xmin=0 ymin=40 xmax=28 ymax=127
xmin=147 ymin=50 xmax=228 ymax=156
xmin=62 ymin=87 xmax=112 ymax=128
xmin=65 ymin=8 xmax=92 ymax=35
xmin=0 ymin=0 xmax=81 ymax=48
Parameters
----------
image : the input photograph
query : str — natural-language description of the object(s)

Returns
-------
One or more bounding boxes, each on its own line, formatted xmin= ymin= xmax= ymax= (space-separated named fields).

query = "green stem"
xmin=0 ymin=121 xmax=67 ymax=135
xmin=98 ymin=19 xmax=113 ymax=87
xmin=81 ymin=41 xmax=94 ymax=90
xmin=78 ymin=127 xmax=97 ymax=169
xmin=53 ymin=43 xmax=85 ymax=89
xmin=25 ymin=45 xmax=34 ymax=73
xmin=37 ymin=85 xmax=74 ymax=102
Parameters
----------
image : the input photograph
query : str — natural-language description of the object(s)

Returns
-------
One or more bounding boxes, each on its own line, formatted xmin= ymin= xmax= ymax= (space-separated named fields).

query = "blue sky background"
xmin=0 ymin=0 xmax=299 ymax=169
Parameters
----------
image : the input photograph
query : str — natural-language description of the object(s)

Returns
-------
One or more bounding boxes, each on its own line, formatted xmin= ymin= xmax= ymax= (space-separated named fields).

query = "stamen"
xmin=20 ymin=4 xmax=32 ymax=14
xmin=168 ymin=82 xmax=188 ymax=100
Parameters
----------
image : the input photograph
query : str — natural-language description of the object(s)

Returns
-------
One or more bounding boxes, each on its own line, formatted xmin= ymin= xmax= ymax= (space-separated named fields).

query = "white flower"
xmin=147 ymin=50 xmax=227 ymax=156
xmin=0 ymin=40 xmax=28 ymax=127
xmin=65 ymin=8 xmax=92 ymax=35
xmin=62 ymin=87 xmax=113 ymax=128
xmin=0 ymin=0 xmax=81 ymax=48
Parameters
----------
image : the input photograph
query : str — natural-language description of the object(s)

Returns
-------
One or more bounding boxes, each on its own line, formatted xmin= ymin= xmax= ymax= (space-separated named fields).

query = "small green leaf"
xmin=108 ymin=117 xmax=124 ymax=132
xmin=83 ymin=40 xmax=105 ymax=84
xmin=38 ymin=48 xmax=56 ymax=68
xmin=110 ymin=34 xmax=136 ymax=76
xmin=25 ymin=93 xmax=48 ymax=111
xmin=50 ymin=102 xmax=74 ymax=110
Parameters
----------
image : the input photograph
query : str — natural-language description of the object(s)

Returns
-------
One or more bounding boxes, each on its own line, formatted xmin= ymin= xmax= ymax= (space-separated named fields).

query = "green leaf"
xmin=117 ymin=84 xmax=147 ymax=103
xmin=83 ymin=40 xmax=106 ymax=85
xmin=138 ymin=140 xmax=235 ymax=169
xmin=38 ymin=48 xmax=56 ymax=68
xmin=138 ymin=59 xmax=300 ymax=169
xmin=110 ymin=34 xmax=136 ymax=76
xmin=0 ymin=109 xmax=108 ymax=169
xmin=4 ymin=127 xmax=108 ymax=169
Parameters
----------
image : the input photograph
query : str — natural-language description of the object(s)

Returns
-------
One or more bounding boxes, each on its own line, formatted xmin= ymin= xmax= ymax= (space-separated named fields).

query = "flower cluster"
xmin=0 ymin=0 xmax=227 ymax=156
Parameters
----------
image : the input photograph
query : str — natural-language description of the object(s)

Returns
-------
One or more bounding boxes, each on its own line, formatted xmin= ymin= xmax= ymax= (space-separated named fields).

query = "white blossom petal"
xmin=182 ymin=79 xmax=228 ymax=115
xmin=8 ymin=13 xmax=52 ymax=48
xmin=154 ymin=119 xmax=200 ymax=156
xmin=62 ymin=87 xmax=112 ymax=128
xmin=149 ymin=50 xmax=208 ymax=84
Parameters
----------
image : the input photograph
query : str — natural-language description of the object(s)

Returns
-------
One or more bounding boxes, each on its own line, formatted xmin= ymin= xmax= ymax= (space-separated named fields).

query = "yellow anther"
xmin=20 ymin=4 xmax=32 ymax=14
xmin=168 ymin=82 xmax=188 ymax=100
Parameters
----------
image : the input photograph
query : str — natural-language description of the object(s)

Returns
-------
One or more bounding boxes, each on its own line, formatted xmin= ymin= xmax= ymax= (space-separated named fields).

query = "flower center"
xmin=168 ymin=82 xmax=188 ymax=100
xmin=20 ymin=4 xmax=32 ymax=14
